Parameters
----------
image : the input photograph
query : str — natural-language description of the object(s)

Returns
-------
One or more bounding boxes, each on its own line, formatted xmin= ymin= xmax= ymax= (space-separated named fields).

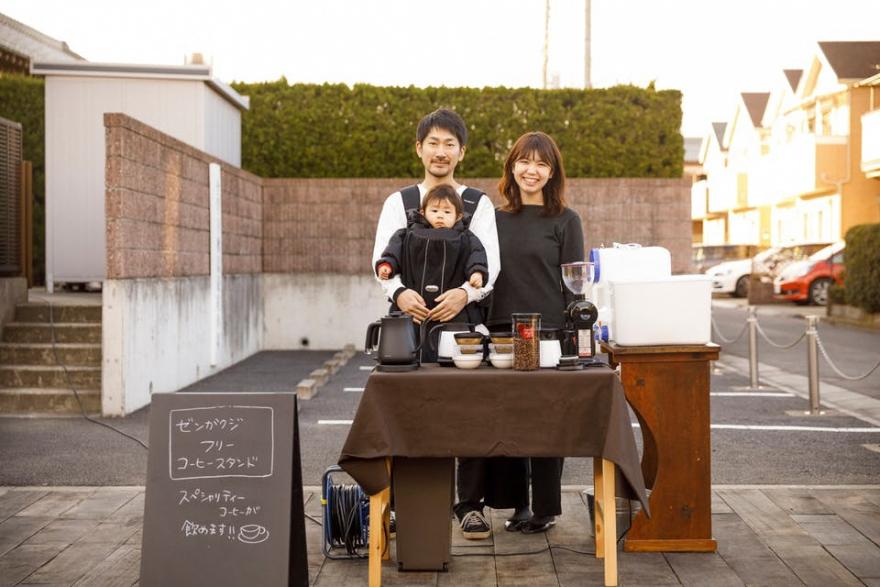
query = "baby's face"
xmin=423 ymin=199 xmax=459 ymax=229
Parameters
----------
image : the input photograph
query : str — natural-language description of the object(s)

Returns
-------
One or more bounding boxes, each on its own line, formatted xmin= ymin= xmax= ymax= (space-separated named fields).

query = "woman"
xmin=489 ymin=131 xmax=585 ymax=533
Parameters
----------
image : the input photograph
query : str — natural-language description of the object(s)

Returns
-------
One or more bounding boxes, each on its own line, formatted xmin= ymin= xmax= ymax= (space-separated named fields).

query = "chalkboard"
xmin=140 ymin=393 xmax=307 ymax=587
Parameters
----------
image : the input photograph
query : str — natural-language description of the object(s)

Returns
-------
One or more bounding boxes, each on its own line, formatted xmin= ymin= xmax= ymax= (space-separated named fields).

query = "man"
xmin=370 ymin=108 xmax=500 ymax=539
xmin=372 ymin=108 xmax=499 ymax=327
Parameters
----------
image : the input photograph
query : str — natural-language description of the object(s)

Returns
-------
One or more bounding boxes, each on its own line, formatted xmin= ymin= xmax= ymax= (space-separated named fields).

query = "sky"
xmin=3 ymin=0 xmax=880 ymax=137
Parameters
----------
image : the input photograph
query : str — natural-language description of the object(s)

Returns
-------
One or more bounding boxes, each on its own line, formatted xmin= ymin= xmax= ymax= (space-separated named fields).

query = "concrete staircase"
xmin=0 ymin=303 xmax=102 ymax=414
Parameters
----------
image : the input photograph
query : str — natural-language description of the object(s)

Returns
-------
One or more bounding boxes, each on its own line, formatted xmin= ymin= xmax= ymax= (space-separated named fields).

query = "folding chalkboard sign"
xmin=140 ymin=393 xmax=307 ymax=587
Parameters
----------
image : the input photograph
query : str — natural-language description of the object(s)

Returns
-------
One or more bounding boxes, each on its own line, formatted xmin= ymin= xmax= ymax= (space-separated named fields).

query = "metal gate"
xmin=0 ymin=115 xmax=29 ymax=280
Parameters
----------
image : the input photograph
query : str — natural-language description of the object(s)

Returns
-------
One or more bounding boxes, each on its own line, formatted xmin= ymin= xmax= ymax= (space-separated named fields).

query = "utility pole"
xmin=542 ymin=0 xmax=550 ymax=89
xmin=584 ymin=0 xmax=592 ymax=88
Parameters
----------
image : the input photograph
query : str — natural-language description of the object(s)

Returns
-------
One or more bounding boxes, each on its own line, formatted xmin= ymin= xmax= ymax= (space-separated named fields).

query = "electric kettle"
xmin=364 ymin=312 xmax=420 ymax=371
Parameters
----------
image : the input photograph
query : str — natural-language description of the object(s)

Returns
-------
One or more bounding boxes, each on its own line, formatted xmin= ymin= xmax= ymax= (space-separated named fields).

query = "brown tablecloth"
xmin=338 ymin=364 xmax=649 ymax=514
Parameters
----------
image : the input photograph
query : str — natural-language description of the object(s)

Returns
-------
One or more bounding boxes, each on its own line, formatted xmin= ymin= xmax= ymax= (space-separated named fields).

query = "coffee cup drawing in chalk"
xmin=238 ymin=524 xmax=270 ymax=544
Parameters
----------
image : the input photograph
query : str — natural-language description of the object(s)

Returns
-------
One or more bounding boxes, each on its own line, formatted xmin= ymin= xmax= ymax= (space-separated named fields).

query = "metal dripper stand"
xmin=561 ymin=262 xmax=600 ymax=368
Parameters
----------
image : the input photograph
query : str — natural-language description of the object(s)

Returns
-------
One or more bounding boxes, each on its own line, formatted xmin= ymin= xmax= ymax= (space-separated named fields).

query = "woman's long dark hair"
xmin=497 ymin=131 xmax=567 ymax=216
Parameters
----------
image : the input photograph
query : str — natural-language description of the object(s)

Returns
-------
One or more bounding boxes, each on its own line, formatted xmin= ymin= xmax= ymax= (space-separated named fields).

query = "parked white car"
xmin=705 ymin=248 xmax=779 ymax=298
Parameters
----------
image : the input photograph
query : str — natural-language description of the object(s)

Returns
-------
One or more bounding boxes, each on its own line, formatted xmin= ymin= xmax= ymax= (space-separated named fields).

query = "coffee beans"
xmin=514 ymin=337 xmax=539 ymax=370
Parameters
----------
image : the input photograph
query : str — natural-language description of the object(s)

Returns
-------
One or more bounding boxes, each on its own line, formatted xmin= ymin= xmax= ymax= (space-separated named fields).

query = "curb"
xmin=296 ymin=344 xmax=357 ymax=401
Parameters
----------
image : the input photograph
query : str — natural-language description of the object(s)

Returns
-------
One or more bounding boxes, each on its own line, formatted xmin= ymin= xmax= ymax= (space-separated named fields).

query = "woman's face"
xmin=512 ymin=152 xmax=552 ymax=199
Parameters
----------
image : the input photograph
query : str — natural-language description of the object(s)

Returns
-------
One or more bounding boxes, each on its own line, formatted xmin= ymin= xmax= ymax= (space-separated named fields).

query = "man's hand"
xmin=468 ymin=273 xmax=483 ymax=288
xmin=396 ymin=289 xmax=429 ymax=323
xmin=428 ymin=288 xmax=468 ymax=322
xmin=378 ymin=265 xmax=392 ymax=280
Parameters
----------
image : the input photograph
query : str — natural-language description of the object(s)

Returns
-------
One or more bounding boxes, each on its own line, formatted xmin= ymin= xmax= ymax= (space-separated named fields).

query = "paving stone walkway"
xmin=2 ymin=485 xmax=879 ymax=586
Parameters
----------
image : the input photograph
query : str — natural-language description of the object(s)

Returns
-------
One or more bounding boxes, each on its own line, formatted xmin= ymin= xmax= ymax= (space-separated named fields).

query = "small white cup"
xmin=539 ymin=339 xmax=562 ymax=368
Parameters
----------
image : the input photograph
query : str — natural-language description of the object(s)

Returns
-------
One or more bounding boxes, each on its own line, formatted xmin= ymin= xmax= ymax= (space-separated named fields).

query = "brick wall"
xmin=104 ymin=113 xmax=262 ymax=279
xmin=263 ymin=177 xmax=693 ymax=274
xmin=105 ymin=115 xmax=692 ymax=277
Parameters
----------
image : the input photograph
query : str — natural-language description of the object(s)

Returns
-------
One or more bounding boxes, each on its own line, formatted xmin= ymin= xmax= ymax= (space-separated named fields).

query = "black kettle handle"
xmin=427 ymin=321 xmax=449 ymax=353
xmin=365 ymin=320 xmax=381 ymax=354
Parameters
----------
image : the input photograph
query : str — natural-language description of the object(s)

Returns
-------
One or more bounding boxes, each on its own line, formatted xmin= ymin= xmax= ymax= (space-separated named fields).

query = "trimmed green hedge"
xmin=844 ymin=223 xmax=880 ymax=313
xmin=230 ymin=81 xmax=683 ymax=178
xmin=0 ymin=73 xmax=45 ymax=284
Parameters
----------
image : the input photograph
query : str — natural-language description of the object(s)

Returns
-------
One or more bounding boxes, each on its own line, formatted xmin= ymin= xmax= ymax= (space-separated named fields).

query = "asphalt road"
xmin=2 ymin=343 xmax=879 ymax=487
xmin=710 ymin=301 xmax=880 ymax=400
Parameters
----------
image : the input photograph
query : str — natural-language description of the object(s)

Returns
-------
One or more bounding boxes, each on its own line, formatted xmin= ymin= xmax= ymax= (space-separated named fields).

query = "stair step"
xmin=0 ymin=388 xmax=101 ymax=414
xmin=14 ymin=304 xmax=102 ymax=324
xmin=0 ymin=343 xmax=102 ymax=367
xmin=2 ymin=322 xmax=102 ymax=344
xmin=0 ymin=365 xmax=102 ymax=389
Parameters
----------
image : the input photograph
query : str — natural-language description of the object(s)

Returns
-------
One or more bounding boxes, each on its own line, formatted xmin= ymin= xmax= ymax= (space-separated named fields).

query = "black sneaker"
xmin=521 ymin=515 xmax=556 ymax=534
xmin=505 ymin=507 xmax=532 ymax=532
xmin=460 ymin=510 xmax=491 ymax=540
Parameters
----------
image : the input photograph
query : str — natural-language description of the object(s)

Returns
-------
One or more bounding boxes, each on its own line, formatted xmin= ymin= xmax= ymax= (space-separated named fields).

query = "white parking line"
xmin=710 ymin=392 xmax=793 ymax=397
xmin=359 ymin=366 xmax=373 ymax=371
xmin=344 ymin=387 xmax=365 ymax=393
xmin=318 ymin=420 xmax=354 ymax=425
xmin=712 ymin=424 xmax=880 ymax=433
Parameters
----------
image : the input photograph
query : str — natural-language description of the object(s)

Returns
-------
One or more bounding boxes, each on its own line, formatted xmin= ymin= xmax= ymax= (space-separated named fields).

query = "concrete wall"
xmin=102 ymin=274 xmax=262 ymax=415
xmin=103 ymin=114 xmax=263 ymax=415
xmin=0 ymin=277 xmax=27 ymax=338
xmin=262 ymin=273 xmax=389 ymax=350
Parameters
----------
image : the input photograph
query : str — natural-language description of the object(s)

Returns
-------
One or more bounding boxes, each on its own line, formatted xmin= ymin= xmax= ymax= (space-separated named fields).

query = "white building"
xmin=32 ymin=61 xmax=249 ymax=289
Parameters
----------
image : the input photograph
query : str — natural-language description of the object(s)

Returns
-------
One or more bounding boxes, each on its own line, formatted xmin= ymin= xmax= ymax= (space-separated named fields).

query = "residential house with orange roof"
xmin=695 ymin=41 xmax=880 ymax=250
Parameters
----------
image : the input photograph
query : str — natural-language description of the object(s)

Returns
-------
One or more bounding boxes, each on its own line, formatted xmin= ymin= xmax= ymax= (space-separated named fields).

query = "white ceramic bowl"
xmin=489 ymin=353 xmax=513 ymax=369
xmin=453 ymin=354 xmax=483 ymax=369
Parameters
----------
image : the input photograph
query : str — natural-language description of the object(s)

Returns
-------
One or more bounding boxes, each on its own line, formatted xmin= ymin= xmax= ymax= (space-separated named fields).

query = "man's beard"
xmin=427 ymin=162 xmax=452 ymax=179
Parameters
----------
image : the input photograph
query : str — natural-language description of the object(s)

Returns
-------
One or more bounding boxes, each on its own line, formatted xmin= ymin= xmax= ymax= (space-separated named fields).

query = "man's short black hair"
xmin=416 ymin=108 xmax=468 ymax=147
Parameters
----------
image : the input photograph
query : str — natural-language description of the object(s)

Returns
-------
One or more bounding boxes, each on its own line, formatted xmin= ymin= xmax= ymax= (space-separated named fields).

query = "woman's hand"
xmin=428 ymin=288 xmax=468 ymax=322
xmin=396 ymin=289 xmax=429 ymax=324
xmin=468 ymin=273 xmax=483 ymax=288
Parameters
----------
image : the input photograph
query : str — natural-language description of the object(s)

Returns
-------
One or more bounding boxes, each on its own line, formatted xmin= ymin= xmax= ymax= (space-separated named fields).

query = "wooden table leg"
xmin=593 ymin=458 xmax=605 ymax=559
xmin=369 ymin=459 xmax=392 ymax=587
xmin=601 ymin=459 xmax=618 ymax=587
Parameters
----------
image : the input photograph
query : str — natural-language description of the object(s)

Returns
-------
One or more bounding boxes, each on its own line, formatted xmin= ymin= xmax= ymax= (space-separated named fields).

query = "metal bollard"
xmin=806 ymin=315 xmax=821 ymax=415
xmin=747 ymin=306 xmax=759 ymax=388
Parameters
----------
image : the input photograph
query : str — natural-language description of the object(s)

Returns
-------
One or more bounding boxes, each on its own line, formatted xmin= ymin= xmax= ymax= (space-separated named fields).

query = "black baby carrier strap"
xmin=399 ymin=184 xmax=485 ymax=228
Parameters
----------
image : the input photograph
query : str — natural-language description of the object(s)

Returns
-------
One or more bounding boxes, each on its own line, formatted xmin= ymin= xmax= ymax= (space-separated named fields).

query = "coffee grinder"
xmin=561 ymin=261 xmax=600 ymax=365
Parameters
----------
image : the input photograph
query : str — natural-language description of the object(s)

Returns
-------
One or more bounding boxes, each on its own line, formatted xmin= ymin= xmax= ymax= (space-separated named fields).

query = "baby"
xmin=376 ymin=184 xmax=488 ymax=309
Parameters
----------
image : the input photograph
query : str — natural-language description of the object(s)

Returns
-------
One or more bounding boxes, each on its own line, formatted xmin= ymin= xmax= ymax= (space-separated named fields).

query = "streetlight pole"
xmin=584 ymin=0 xmax=592 ymax=89
xmin=543 ymin=0 xmax=550 ymax=89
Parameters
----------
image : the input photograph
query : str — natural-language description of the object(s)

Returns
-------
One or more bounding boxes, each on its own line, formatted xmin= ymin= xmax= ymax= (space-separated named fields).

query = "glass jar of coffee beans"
xmin=512 ymin=313 xmax=541 ymax=370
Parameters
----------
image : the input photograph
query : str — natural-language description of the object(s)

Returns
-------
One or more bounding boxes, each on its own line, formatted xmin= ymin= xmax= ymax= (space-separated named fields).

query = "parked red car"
xmin=774 ymin=242 xmax=845 ymax=305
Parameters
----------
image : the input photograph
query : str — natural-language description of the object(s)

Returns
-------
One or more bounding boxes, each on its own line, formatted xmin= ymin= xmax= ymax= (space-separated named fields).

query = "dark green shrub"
xmin=844 ymin=223 xmax=880 ymax=313
xmin=0 ymin=73 xmax=45 ymax=284
xmin=230 ymin=81 xmax=683 ymax=179
xmin=828 ymin=282 xmax=847 ymax=306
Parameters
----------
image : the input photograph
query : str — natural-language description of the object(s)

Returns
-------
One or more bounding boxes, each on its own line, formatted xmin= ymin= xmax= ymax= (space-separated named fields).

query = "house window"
xmin=821 ymin=103 xmax=832 ymax=136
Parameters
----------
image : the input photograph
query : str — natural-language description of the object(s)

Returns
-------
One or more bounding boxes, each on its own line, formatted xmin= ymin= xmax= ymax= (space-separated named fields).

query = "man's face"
xmin=422 ymin=199 xmax=460 ymax=229
xmin=416 ymin=127 xmax=465 ymax=179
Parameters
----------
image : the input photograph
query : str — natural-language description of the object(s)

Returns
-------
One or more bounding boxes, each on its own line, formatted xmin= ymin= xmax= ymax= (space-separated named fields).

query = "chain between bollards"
xmin=747 ymin=307 xmax=759 ymax=389
xmin=805 ymin=315 xmax=822 ymax=415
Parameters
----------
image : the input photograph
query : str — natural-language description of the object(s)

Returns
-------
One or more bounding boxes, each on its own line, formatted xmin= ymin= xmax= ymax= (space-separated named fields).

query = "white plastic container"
xmin=610 ymin=275 xmax=712 ymax=346
xmin=590 ymin=244 xmax=673 ymax=334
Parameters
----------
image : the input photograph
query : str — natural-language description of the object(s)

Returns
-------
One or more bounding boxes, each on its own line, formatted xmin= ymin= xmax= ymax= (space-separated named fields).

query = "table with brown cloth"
xmin=338 ymin=365 xmax=650 ymax=587
xmin=339 ymin=364 xmax=649 ymax=512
